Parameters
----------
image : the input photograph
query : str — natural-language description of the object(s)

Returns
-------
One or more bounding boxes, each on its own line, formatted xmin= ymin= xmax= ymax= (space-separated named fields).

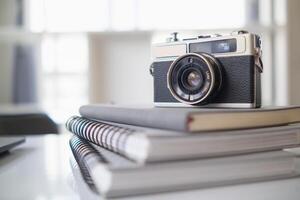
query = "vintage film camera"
xmin=150 ymin=31 xmax=263 ymax=108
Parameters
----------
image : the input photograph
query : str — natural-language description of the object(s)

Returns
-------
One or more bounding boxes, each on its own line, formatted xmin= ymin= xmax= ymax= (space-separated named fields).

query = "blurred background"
xmin=0 ymin=0 xmax=299 ymax=125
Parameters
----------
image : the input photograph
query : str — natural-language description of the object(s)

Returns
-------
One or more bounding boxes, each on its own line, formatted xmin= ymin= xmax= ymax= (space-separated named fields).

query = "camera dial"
xmin=167 ymin=53 xmax=223 ymax=105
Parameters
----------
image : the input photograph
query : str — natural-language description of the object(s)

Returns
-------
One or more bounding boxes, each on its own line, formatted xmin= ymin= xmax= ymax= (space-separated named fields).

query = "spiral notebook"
xmin=66 ymin=116 xmax=300 ymax=163
xmin=69 ymin=136 xmax=300 ymax=198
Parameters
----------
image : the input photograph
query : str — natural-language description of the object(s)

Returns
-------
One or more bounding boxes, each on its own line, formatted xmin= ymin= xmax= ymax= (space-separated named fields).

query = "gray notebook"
xmin=79 ymin=104 xmax=300 ymax=132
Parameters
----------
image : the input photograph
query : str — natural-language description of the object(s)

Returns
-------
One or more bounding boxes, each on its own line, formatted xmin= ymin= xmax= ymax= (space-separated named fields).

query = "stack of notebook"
xmin=66 ymin=104 xmax=300 ymax=198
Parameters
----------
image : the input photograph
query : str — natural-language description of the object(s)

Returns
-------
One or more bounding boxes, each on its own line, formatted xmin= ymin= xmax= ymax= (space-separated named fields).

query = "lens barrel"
xmin=167 ymin=53 xmax=223 ymax=105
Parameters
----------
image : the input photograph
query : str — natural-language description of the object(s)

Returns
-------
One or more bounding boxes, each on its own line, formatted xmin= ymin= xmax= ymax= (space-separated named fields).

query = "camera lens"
xmin=167 ymin=53 xmax=223 ymax=105
xmin=181 ymin=68 xmax=204 ymax=91
xmin=185 ymin=70 xmax=202 ymax=88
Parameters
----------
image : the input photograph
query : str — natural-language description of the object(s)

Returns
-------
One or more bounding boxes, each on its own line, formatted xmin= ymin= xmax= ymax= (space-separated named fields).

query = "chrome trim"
xmin=254 ymin=63 xmax=257 ymax=107
xmin=154 ymin=102 xmax=257 ymax=108
xmin=167 ymin=53 xmax=217 ymax=105
xmin=152 ymin=44 xmax=187 ymax=58
xmin=201 ymin=52 xmax=223 ymax=94
xmin=153 ymin=57 xmax=177 ymax=62
xmin=152 ymin=33 xmax=260 ymax=59
xmin=152 ymin=33 xmax=263 ymax=68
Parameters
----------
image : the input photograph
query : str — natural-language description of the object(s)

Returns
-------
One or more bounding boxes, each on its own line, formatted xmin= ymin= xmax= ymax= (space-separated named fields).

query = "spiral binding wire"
xmin=66 ymin=116 xmax=135 ymax=154
xmin=70 ymin=135 xmax=106 ymax=193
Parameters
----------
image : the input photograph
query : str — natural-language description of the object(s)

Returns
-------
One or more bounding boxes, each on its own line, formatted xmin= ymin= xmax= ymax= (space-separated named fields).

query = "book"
xmin=69 ymin=133 xmax=100 ymax=194
xmin=79 ymin=104 xmax=300 ymax=132
xmin=69 ymin=135 xmax=300 ymax=198
xmin=69 ymin=157 xmax=100 ymax=200
xmin=66 ymin=116 xmax=300 ymax=163
xmin=69 ymin=156 xmax=300 ymax=200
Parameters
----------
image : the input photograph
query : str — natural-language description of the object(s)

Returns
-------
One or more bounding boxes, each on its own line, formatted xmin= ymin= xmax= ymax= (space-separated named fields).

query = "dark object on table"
xmin=0 ymin=105 xmax=58 ymax=135
xmin=0 ymin=137 xmax=25 ymax=154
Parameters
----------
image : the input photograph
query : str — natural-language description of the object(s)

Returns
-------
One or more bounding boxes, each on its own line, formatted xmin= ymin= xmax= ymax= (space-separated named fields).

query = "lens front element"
xmin=180 ymin=67 xmax=204 ymax=92
xmin=187 ymin=71 xmax=202 ymax=88
xmin=184 ymin=69 xmax=203 ymax=89
xmin=167 ymin=53 xmax=222 ymax=105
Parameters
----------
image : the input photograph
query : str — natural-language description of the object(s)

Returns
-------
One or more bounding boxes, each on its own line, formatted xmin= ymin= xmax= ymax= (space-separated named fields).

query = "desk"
xmin=0 ymin=134 xmax=300 ymax=200
xmin=0 ymin=134 xmax=78 ymax=200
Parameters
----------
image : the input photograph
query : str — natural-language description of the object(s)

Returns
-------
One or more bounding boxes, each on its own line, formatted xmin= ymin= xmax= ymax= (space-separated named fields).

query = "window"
xmin=136 ymin=0 xmax=246 ymax=30
xmin=28 ymin=0 xmax=247 ymax=32
xmin=28 ymin=0 xmax=109 ymax=32
xmin=41 ymin=34 xmax=88 ymax=122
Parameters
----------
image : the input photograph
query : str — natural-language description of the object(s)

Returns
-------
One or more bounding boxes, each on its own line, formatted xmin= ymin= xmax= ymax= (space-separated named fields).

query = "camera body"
xmin=151 ymin=31 xmax=263 ymax=108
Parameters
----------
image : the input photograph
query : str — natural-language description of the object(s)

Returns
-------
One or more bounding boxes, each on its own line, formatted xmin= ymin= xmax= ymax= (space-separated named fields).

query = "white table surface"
xmin=1 ymin=134 xmax=300 ymax=200
xmin=0 ymin=134 xmax=78 ymax=200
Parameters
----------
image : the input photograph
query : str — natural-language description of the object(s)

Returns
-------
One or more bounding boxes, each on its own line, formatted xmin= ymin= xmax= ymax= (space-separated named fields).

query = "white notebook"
xmin=69 ymin=136 xmax=300 ymax=198
xmin=66 ymin=116 xmax=300 ymax=163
